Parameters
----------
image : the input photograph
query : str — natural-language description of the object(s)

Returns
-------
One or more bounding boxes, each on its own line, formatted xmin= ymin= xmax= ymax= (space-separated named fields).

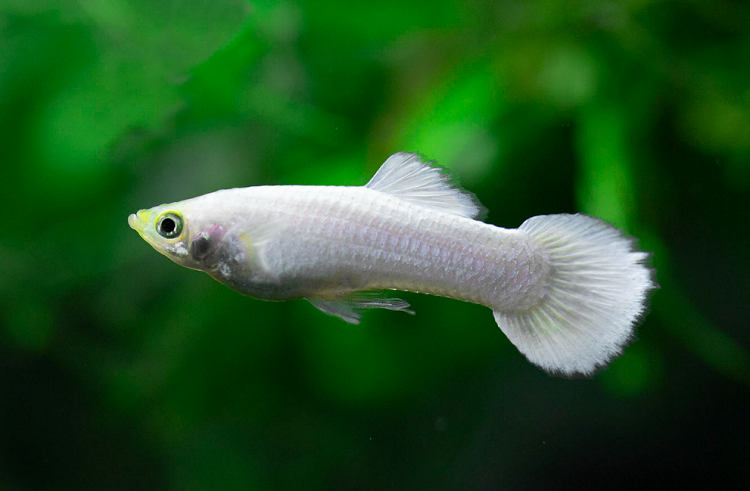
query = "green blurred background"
xmin=1 ymin=0 xmax=749 ymax=489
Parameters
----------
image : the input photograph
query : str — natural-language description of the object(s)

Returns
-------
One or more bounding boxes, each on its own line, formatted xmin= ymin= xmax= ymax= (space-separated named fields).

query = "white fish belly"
xmin=255 ymin=187 xmax=550 ymax=311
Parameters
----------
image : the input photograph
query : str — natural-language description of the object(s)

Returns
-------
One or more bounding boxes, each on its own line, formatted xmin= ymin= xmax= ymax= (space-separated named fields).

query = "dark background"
xmin=1 ymin=1 xmax=748 ymax=489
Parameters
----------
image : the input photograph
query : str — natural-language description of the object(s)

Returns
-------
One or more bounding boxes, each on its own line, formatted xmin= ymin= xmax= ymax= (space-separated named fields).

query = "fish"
xmin=128 ymin=152 xmax=655 ymax=376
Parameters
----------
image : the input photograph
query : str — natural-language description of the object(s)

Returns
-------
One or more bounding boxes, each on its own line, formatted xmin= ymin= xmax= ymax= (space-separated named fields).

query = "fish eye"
xmin=156 ymin=212 xmax=183 ymax=239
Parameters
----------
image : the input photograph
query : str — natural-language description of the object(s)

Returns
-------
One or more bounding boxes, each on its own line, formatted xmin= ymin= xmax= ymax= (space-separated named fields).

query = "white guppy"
xmin=129 ymin=152 xmax=654 ymax=376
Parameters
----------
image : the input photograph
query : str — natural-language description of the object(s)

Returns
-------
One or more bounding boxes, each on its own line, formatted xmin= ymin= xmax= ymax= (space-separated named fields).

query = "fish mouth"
xmin=128 ymin=213 xmax=139 ymax=231
xmin=128 ymin=210 xmax=151 ymax=236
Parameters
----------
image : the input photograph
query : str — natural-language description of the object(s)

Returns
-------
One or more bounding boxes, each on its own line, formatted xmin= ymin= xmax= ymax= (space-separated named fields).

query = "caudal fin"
xmin=494 ymin=214 xmax=655 ymax=376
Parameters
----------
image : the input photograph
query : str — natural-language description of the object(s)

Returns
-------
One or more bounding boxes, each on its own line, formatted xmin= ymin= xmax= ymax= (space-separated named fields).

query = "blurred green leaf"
xmin=576 ymin=103 xmax=636 ymax=229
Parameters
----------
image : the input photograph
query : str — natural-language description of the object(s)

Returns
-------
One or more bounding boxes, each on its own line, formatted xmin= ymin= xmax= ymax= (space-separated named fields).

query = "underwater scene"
xmin=1 ymin=0 xmax=748 ymax=489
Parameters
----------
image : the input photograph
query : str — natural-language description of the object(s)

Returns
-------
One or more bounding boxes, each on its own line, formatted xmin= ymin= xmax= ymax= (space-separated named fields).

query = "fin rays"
xmin=365 ymin=152 xmax=484 ymax=219
xmin=493 ymin=214 xmax=655 ymax=376
xmin=307 ymin=291 xmax=415 ymax=324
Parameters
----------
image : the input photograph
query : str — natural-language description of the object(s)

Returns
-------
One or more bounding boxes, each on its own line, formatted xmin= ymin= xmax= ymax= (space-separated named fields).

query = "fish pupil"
xmin=160 ymin=218 xmax=175 ymax=234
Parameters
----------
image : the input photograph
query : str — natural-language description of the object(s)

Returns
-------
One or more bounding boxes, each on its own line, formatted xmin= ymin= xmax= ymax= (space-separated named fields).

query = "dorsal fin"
xmin=365 ymin=152 xmax=484 ymax=219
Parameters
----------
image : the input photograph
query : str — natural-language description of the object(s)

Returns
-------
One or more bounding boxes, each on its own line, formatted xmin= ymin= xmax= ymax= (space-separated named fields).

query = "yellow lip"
xmin=128 ymin=213 xmax=139 ymax=231
xmin=128 ymin=210 xmax=152 ymax=236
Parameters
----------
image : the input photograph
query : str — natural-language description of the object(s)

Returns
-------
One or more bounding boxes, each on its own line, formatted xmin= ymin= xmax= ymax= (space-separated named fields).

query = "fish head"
xmin=128 ymin=201 xmax=227 ymax=271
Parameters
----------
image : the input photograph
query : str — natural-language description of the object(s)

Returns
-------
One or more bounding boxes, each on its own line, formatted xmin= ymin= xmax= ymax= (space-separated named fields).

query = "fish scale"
xmin=253 ymin=186 xmax=543 ymax=309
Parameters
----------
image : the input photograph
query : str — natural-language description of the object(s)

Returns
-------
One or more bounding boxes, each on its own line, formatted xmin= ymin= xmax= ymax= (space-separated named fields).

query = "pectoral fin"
xmin=238 ymin=219 xmax=285 ymax=280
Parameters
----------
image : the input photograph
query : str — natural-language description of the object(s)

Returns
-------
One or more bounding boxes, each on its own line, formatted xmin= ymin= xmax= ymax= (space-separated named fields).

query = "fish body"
xmin=129 ymin=153 xmax=654 ymax=376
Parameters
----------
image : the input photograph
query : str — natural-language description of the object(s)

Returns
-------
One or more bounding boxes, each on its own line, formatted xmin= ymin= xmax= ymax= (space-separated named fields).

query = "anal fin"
xmin=307 ymin=291 xmax=415 ymax=324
